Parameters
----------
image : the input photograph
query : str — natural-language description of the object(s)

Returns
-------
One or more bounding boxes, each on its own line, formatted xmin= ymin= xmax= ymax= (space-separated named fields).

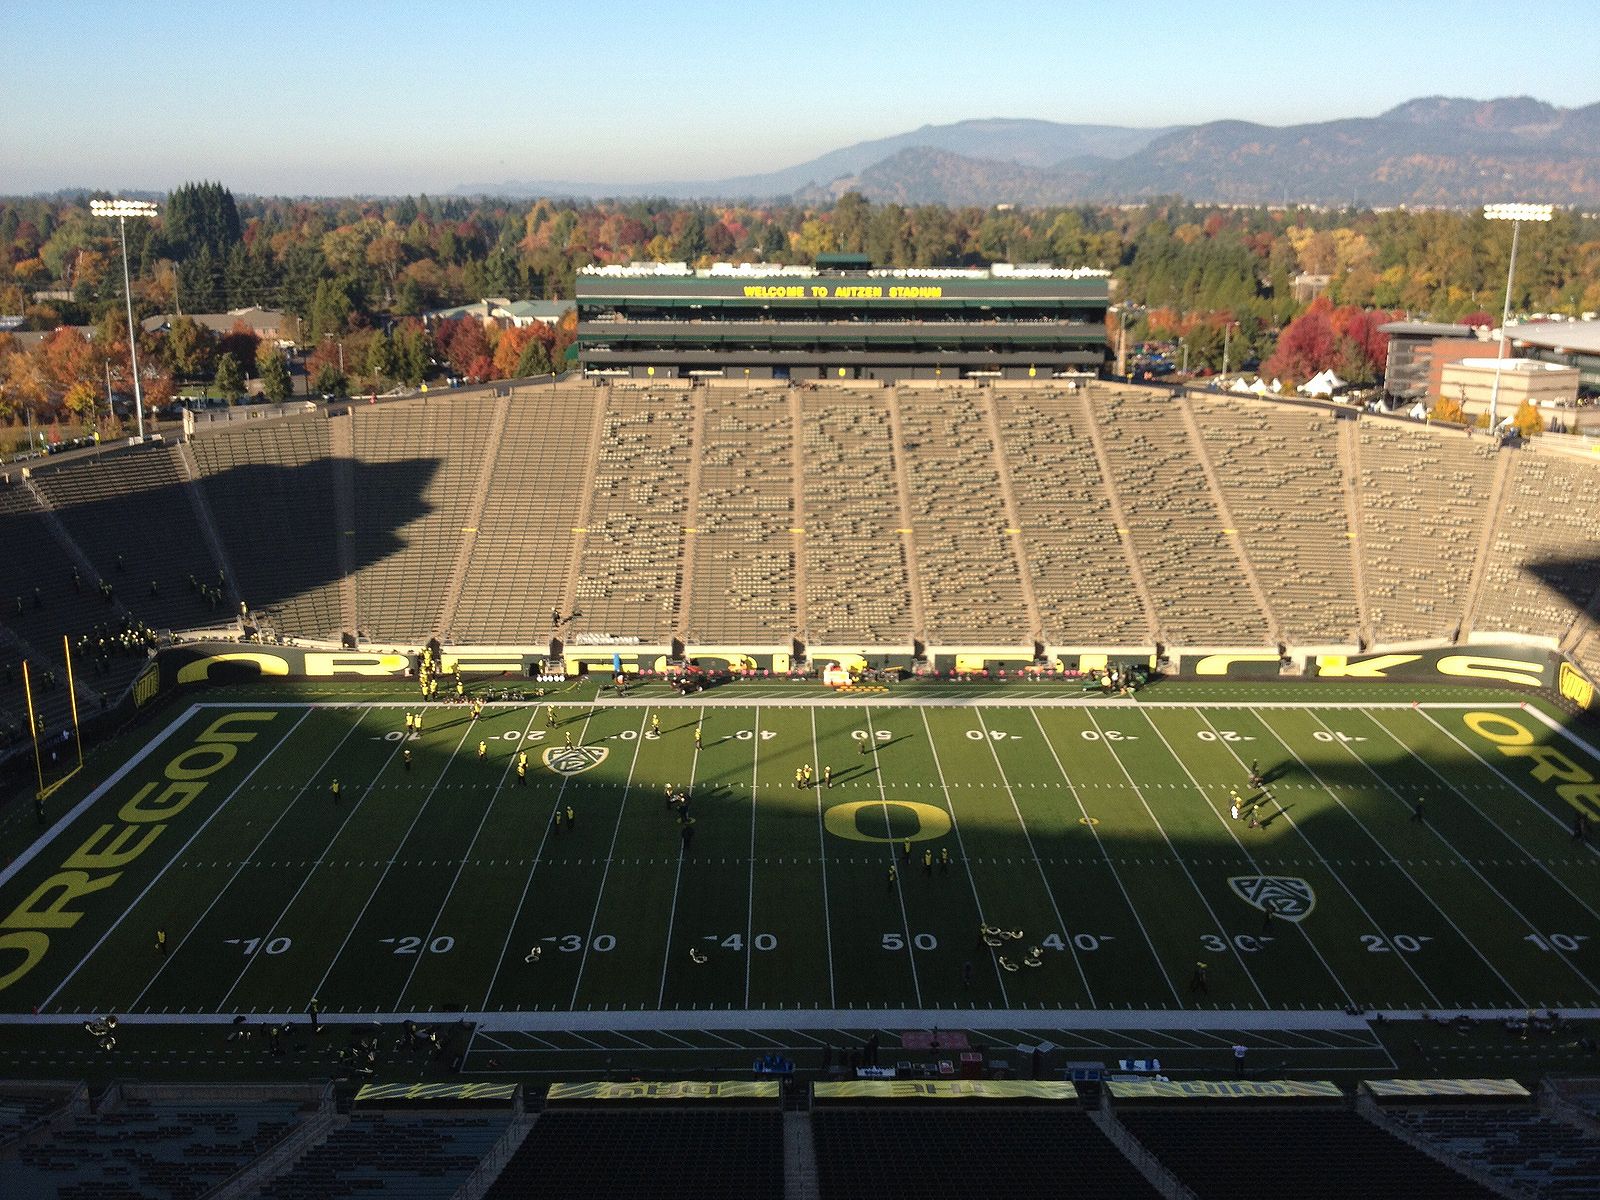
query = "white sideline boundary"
xmin=12 ymin=1006 xmax=1600 ymax=1033
xmin=189 ymin=699 xmax=1532 ymax=710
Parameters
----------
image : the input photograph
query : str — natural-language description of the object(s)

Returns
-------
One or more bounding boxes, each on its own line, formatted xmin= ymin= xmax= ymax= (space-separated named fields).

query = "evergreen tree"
xmin=213 ymin=351 xmax=244 ymax=402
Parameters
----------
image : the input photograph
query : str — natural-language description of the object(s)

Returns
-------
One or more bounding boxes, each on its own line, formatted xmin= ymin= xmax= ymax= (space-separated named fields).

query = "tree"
xmin=62 ymin=380 xmax=99 ymax=424
xmin=312 ymin=363 xmax=348 ymax=397
xmin=257 ymin=347 xmax=292 ymax=403
xmin=1431 ymin=395 xmax=1466 ymax=425
xmin=514 ymin=336 xmax=553 ymax=377
xmin=365 ymin=331 xmax=395 ymax=384
xmin=163 ymin=181 xmax=242 ymax=261
xmin=165 ymin=315 xmax=215 ymax=379
xmin=213 ymin=351 xmax=244 ymax=402
xmin=1511 ymin=401 xmax=1544 ymax=438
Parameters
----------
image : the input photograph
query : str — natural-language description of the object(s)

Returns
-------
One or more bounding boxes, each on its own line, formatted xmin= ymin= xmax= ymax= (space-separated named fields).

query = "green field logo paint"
xmin=542 ymin=746 xmax=609 ymax=775
xmin=1228 ymin=876 xmax=1315 ymax=921
xmin=822 ymin=800 xmax=952 ymax=844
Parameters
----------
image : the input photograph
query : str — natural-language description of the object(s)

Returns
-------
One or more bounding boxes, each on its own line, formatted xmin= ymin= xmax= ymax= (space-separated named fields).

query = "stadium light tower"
xmin=90 ymin=198 xmax=160 ymax=443
xmin=1483 ymin=202 xmax=1553 ymax=432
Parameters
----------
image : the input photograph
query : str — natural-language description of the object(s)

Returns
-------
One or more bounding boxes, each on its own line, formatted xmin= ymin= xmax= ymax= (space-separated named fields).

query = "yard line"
xmin=478 ymin=708 xmax=603 ymax=1010
xmin=864 ymin=706 xmax=922 ymax=1008
xmin=1188 ymin=708 xmax=1439 ymax=1007
xmin=1081 ymin=708 xmax=1271 ymax=1007
xmin=567 ymin=711 xmax=651 ymax=1008
xmin=0 ymin=703 xmax=202 ymax=890
xmin=1251 ymin=709 xmax=1528 ymax=1003
xmin=744 ymin=707 xmax=760 ymax=1009
xmin=1027 ymin=708 xmax=1181 ymax=1006
xmin=394 ymin=708 xmax=539 ymax=1011
xmin=1140 ymin=711 xmax=1357 ymax=1009
xmin=808 ymin=708 xmax=838 ymax=1009
xmin=40 ymin=708 xmax=314 ymax=1012
xmin=1370 ymin=710 xmax=1600 ymax=920
xmin=1412 ymin=706 xmax=1600 ymax=858
xmin=132 ymin=706 xmax=376 ymax=1012
xmin=915 ymin=711 xmax=1014 ymax=1004
xmin=656 ymin=705 xmax=707 ymax=1008
xmin=308 ymin=719 xmax=477 ymax=1001
xmin=1301 ymin=708 xmax=1600 ymax=996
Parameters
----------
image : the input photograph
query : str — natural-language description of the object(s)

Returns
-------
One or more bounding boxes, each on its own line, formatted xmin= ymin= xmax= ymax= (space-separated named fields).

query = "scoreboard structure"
xmin=576 ymin=256 xmax=1110 ymax=382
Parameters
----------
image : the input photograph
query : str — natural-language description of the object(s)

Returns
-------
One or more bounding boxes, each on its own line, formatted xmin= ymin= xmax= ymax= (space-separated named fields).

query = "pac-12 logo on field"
xmin=1228 ymin=876 xmax=1315 ymax=922
xmin=542 ymin=746 xmax=609 ymax=775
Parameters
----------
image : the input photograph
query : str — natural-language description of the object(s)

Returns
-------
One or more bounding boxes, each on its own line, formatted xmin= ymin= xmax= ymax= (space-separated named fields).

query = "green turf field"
xmin=3 ymin=684 xmax=1598 ymax=1039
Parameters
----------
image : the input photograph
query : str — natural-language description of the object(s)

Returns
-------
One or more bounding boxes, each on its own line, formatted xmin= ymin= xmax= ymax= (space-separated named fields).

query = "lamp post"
xmin=90 ymin=198 xmax=159 ymax=443
xmin=1483 ymin=202 xmax=1553 ymax=432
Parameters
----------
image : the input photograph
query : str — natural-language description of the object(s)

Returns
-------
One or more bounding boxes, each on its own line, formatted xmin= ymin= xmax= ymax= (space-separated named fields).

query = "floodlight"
xmin=91 ymin=197 xmax=162 ymax=442
xmin=1483 ymin=203 xmax=1553 ymax=223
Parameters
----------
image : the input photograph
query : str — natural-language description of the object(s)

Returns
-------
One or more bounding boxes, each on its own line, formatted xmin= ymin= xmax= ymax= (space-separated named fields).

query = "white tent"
xmin=1248 ymin=377 xmax=1270 ymax=395
xmin=1300 ymin=368 xmax=1347 ymax=398
xmin=1269 ymin=377 xmax=1283 ymax=393
xmin=1229 ymin=377 xmax=1251 ymax=393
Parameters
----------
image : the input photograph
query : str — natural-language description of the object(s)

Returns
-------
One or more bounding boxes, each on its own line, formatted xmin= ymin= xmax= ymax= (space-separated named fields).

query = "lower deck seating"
xmin=484 ymin=1108 xmax=782 ymax=1199
xmin=1116 ymin=1107 xmax=1494 ymax=1200
xmin=256 ymin=1110 xmax=509 ymax=1200
xmin=814 ymin=1107 xmax=1158 ymax=1200
xmin=0 ymin=1099 xmax=303 ymax=1199
xmin=1381 ymin=1103 xmax=1600 ymax=1198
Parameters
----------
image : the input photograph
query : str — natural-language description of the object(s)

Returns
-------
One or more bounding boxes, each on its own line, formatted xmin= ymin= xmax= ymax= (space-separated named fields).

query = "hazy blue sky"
xmin=1 ymin=0 xmax=1589 ymax=195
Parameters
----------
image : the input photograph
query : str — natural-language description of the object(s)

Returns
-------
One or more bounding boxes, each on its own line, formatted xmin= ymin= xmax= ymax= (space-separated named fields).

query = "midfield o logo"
xmin=1228 ymin=876 xmax=1316 ymax=922
xmin=542 ymin=745 xmax=609 ymax=775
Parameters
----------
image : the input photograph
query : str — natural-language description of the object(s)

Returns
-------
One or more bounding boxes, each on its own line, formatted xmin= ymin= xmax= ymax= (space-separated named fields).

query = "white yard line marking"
xmin=307 ymin=719 xmax=477 ymax=1001
xmin=914 ymin=711 xmax=1015 ymax=1003
xmin=1082 ymin=707 xmax=1272 ymax=1007
xmin=1251 ymin=708 xmax=1529 ymax=1004
xmin=1414 ymin=706 xmax=1600 ymax=857
xmin=744 ymin=707 xmax=760 ymax=1010
xmin=864 ymin=706 xmax=922 ymax=1008
xmin=1308 ymin=708 xmax=1600 ymax=996
xmin=40 ymin=708 xmax=314 ymax=1012
xmin=1189 ymin=708 xmax=1439 ymax=1008
xmin=0 ymin=703 xmax=205 ymax=889
xmin=656 ymin=705 xmax=707 ymax=1008
xmin=134 ymin=706 xmax=376 ymax=1012
xmin=1368 ymin=710 xmax=1600 ymax=918
xmin=1027 ymin=708 xmax=1182 ymax=1006
xmin=809 ymin=708 xmax=838 ymax=1010
xmin=478 ymin=709 xmax=603 ymax=1010
xmin=1142 ymin=709 xmax=1359 ymax=1008
xmin=568 ymin=711 xmax=650 ymax=1008
xmin=394 ymin=708 xmax=539 ymax=1011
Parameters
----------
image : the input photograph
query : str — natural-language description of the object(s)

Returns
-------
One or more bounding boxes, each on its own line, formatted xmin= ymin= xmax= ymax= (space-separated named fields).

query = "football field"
xmin=4 ymin=687 xmax=1599 ymax=1031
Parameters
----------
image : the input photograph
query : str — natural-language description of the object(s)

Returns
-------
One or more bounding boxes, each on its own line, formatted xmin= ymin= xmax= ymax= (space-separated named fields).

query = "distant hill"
xmin=460 ymin=97 xmax=1600 ymax=207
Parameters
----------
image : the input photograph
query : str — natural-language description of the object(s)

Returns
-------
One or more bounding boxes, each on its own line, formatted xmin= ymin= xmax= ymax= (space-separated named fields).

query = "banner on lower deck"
xmin=1107 ymin=1079 xmax=1342 ymax=1101
xmin=813 ymin=1080 xmax=1076 ymax=1102
xmin=1363 ymin=1078 xmax=1529 ymax=1099
xmin=1177 ymin=646 xmax=1558 ymax=690
xmin=545 ymin=1081 xmax=779 ymax=1103
xmin=354 ymin=1081 xmax=519 ymax=1103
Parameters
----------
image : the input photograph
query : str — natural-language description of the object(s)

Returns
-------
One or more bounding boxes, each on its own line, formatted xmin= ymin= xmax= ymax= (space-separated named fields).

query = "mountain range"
xmin=461 ymin=97 xmax=1600 ymax=208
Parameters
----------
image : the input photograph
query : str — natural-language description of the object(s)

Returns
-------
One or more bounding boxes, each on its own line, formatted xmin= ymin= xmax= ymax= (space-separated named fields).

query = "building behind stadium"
xmin=576 ymin=255 xmax=1110 ymax=382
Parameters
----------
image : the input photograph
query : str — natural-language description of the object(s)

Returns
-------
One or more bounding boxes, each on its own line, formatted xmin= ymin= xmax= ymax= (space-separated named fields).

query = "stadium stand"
xmin=483 ymin=1107 xmax=783 ymax=1199
xmin=30 ymin=443 xmax=221 ymax=632
xmin=0 ymin=1082 xmax=83 ymax=1149
xmin=812 ymin=1107 xmax=1160 ymax=1199
xmin=799 ymin=392 xmax=915 ymax=647
xmin=991 ymin=389 xmax=1151 ymax=645
xmin=452 ymin=387 xmax=599 ymax=644
xmin=189 ymin=414 xmax=343 ymax=640
xmin=351 ymin=397 xmax=498 ymax=642
xmin=1088 ymin=386 xmax=1269 ymax=645
xmin=1190 ymin=396 xmax=1360 ymax=645
xmin=0 ymin=1088 xmax=307 ymax=1199
xmin=1115 ymin=1106 xmax=1497 ymax=1199
xmin=255 ymin=1110 xmax=513 ymax=1200
xmin=1473 ymin=448 xmax=1600 ymax=641
xmin=1355 ymin=420 xmax=1497 ymax=644
xmin=1377 ymin=1102 xmax=1600 ymax=1198
xmin=686 ymin=387 xmax=796 ymax=645
xmin=570 ymin=387 xmax=694 ymax=643
xmin=897 ymin=393 xmax=1032 ymax=645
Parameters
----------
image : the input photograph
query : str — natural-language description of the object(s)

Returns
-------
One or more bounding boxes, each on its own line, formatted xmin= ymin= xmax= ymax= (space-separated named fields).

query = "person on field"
xmin=823 ymin=764 xmax=832 ymax=789
xmin=403 ymin=748 xmax=413 ymax=771
xmin=330 ymin=779 xmax=341 ymax=803
xmin=477 ymin=740 xmax=488 ymax=762
xmin=694 ymin=724 xmax=703 ymax=750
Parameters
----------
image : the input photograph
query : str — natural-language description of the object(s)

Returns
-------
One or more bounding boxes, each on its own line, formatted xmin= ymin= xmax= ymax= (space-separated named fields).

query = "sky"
xmin=0 ymin=0 xmax=1590 ymax=196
